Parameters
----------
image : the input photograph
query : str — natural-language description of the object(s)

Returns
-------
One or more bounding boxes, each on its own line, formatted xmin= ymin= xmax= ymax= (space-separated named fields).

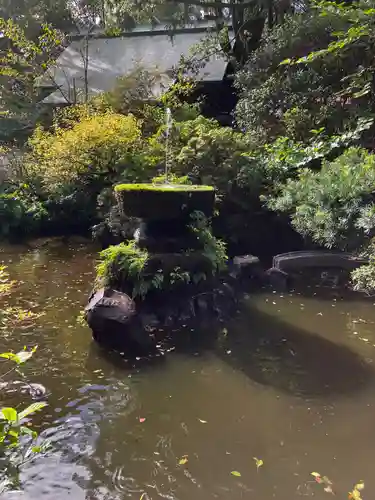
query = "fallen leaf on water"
xmin=355 ymin=482 xmax=365 ymax=491
xmin=349 ymin=481 xmax=365 ymax=500
xmin=231 ymin=471 xmax=241 ymax=477
xmin=253 ymin=457 xmax=263 ymax=470
xmin=198 ymin=419 xmax=207 ymax=424
xmin=139 ymin=417 xmax=146 ymax=423
xmin=140 ymin=493 xmax=147 ymax=500
xmin=311 ymin=472 xmax=322 ymax=483
xmin=324 ymin=485 xmax=334 ymax=494
xmin=179 ymin=456 xmax=188 ymax=465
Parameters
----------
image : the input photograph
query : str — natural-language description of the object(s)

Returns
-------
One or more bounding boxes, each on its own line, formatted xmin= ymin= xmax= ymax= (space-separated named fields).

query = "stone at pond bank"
xmin=265 ymin=250 xmax=369 ymax=291
xmin=231 ymin=255 xmax=264 ymax=285
xmin=85 ymin=288 xmax=157 ymax=354
xmin=85 ymin=280 xmax=239 ymax=356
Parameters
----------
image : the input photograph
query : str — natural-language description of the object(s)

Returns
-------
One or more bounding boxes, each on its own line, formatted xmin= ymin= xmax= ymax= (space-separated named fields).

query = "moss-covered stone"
xmin=114 ymin=183 xmax=215 ymax=220
xmin=115 ymin=184 xmax=214 ymax=193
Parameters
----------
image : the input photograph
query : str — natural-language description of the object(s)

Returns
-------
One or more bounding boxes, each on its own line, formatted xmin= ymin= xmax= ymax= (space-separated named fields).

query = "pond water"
xmin=1 ymin=241 xmax=375 ymax=499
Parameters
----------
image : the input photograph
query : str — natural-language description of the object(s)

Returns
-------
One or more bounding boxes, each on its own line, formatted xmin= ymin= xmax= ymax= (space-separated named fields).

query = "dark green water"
xmin=1 ymin=241 xmax=375 ymax=499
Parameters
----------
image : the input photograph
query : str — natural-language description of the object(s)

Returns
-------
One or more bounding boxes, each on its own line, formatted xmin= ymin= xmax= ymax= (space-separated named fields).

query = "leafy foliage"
xmin=96 ymin=210 xmax=227 ymax=298
xmin=352 ymin=256 xmax=375 ymax=295
xmin=235 ymin=4 xmax=374 ymax=141
xmin=0 ymin=17 xmax=61 ymax=142
xmin=267 ymin=147 xmax=375 ymax=250
xmin=26 ymin=113 xmax=142 ymax=190
xmin=0 ymin=267 xmax=49 ymax=493
xmin=190 ymin=211 xmax=228 ymax=274
xmin=96 ymin=241 xmax=149 ymax=296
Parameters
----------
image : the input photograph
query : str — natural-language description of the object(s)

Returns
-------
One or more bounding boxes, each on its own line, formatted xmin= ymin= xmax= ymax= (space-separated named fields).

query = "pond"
xmin=1 ymin=241 xmax=375 ymax=499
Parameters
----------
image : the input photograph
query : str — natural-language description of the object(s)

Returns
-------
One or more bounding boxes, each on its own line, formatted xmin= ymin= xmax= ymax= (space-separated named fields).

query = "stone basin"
xmin=114 ymin=183 xmax=215 ymax=220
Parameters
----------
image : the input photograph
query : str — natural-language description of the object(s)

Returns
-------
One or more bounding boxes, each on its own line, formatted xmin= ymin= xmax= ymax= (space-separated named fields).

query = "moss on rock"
xmin=115 ymin=183 xmax=215 ymax=220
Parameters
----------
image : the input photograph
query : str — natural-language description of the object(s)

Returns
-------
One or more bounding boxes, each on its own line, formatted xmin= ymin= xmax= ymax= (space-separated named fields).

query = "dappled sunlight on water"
xmin=1 ymin=241 xmax=375 ymax=499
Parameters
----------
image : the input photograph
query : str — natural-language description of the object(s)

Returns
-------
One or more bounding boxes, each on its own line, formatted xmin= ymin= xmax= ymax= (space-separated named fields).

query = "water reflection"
xmin=1 ymin=242 xmax=375 ymax=499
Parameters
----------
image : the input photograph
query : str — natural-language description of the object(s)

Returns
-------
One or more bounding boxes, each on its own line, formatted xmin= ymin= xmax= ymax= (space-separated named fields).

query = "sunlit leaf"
xmin=18 ymin=402 xmax=47 ymax=420
xmin=1 ymin=407 xmax=18 ymax=423
xmin=0 ymin=347 xmax=37 ymax=365
xmin=179 ymin=456 xmax=188 ymax=465
xmin=279 ymin=58 xmax=292 ymax=66
xmin=253 ymin=457 xmax=264 ymax=470
xmin=0 ymin=353 xmax=18 ymax=362
xmin=198 ymin=419 xmax=207 ymax=424
xmin=311 ymin=472 xmax=321 ymax=478
xmin=231 ymin=471 xmax=241 ymax=477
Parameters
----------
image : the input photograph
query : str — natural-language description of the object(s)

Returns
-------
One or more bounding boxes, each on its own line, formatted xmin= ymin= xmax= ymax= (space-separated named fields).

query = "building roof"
xmin=40 ymin=27 xmax=231 ymax=104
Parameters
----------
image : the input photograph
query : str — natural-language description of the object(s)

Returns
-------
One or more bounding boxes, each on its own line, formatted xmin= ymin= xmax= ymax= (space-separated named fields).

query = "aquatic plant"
xmin=0 ymin=267 xmax=49 ymax=493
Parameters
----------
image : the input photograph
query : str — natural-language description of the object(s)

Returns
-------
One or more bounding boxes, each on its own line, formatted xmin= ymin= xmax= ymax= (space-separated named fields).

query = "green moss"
xmin=114 ymin=183 xmax=214 ymax=193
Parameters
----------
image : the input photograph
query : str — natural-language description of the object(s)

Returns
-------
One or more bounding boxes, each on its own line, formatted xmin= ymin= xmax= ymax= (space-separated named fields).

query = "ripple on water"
xmin=2 ymin=245 xmax=375 ymax=499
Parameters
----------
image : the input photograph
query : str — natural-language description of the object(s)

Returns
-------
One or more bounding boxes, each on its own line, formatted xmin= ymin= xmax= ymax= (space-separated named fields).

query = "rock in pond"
xmin=85 ymin=288 xmax=156 ymax=355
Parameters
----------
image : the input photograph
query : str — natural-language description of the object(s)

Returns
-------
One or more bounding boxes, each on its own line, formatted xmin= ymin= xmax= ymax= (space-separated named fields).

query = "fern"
xmin=189 ymin=211 xmax=228 ymax=274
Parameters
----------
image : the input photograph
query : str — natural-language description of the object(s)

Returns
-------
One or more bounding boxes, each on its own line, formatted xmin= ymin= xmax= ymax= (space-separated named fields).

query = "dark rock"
xmin=273 ymin=251 xmax=368 ymax=273
xmin=195 ymin=295 xmax=209 ymax=313
xmin=266 ymin=267 xmax=289 ymax=291
xmin=179 ymin=300 xmax=196 ymax=322
xmin=212 ymin=283 xmax=237 ymax=319
xmin=85 ymin=288 xmax=156 ymax=355
xmin=135 ymin=219 xmax=202 ymax=253
xmin=140 ymin=313 xmax=160 ymax=331
xmin=232 ymin=254 xmax=264 ymax=284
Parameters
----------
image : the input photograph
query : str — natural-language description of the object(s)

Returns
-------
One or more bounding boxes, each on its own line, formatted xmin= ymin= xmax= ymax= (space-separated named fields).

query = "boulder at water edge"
xmin=85 ymin=288 xmax=156 ymax=355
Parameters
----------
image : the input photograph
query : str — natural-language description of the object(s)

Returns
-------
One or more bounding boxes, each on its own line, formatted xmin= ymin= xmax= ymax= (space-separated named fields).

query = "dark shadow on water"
xmin=88 ymin=304 xmax=375 ymax=400
xmin=84 ymin=286 xmax=375 ymax=401
xmin=216 ymin=304 xmax=374 ymax=399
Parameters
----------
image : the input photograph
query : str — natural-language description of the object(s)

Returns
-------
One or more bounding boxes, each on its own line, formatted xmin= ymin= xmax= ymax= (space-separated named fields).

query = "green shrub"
xmin=144 ymin=115 xmax=256 ymax=196
xmin=267 ymin=148 xmax=375 ymax=250
xmin=25 ymin=112 xmax=144 ymax=191
xmin=0 ymin=185 xmax=48 ymax=239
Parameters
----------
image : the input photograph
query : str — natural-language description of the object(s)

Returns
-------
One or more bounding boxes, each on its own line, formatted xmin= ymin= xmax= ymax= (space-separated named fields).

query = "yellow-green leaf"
xmin=1 ymin=407 xmax=18 ymax=423
xmin=179 ymin=457 xmax=188 ymax=465
xmin=18 ymin=402 xmax=47 ymax=420
xmin=253 ymin=457 xmax=263 ymax=470
xmin=231 ymin=471 xmax=241 ymax=477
